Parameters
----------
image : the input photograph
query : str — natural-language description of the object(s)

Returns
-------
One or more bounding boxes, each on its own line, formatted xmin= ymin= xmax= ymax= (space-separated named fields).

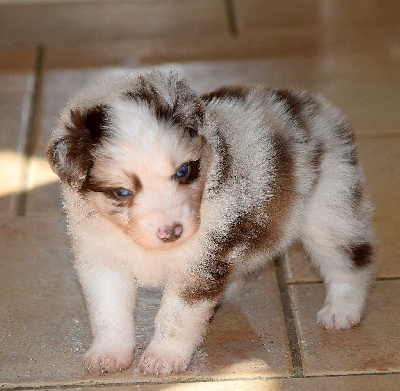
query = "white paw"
xmin=85 ymin=345 xmax=134 ymax=374
xmin=317 ymin=304 xmax=361 ymax=330
xmin=139 ymin=345 xmax=191 ymax=375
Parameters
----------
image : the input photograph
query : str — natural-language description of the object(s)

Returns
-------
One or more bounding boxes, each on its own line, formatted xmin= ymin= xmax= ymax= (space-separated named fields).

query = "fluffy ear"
xmin=47 ymin=104 xmax=109 ymax=190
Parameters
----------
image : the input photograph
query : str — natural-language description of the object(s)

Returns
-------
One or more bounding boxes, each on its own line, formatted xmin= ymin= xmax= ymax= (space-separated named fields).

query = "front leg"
xmin=139 ymin=291 xmax=217 ymax=375
xmin=78 ymin=264 xmax=137 ymax=374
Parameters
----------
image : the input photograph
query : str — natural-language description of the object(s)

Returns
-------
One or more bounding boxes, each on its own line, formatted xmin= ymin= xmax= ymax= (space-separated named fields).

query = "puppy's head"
xmin=47 ymin=71 xmax=211 ymax=250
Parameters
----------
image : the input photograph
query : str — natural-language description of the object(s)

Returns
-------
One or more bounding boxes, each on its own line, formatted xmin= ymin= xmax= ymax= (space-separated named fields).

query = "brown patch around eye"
xmin=131 ymin=174 xmax=143 ymax=193
xmin=79 ymin=177 xmax=135 ymax=206
xmin=175 ymin=160 xmax=201 ymax=184
xmin=104 ymin=190 xmax=135 ymax=209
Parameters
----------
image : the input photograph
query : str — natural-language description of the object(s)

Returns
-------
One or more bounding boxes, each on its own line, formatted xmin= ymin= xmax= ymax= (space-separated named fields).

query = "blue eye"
xmin=114 ymin=188 xmax=132 ymax=197
xmin=175 ymin=165 xmax=190 ymax=179
xmin=174 ymin=160 xmax=200 ymax=184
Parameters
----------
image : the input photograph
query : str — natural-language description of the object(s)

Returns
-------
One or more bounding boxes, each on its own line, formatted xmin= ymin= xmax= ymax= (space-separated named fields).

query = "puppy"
xmin=47 ymin=70 xmax=375 ymax=376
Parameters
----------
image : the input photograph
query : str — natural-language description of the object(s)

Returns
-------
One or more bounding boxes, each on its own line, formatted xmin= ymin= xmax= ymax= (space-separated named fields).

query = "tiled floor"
xmin=1 ymin=1 xmax=400 ymax=390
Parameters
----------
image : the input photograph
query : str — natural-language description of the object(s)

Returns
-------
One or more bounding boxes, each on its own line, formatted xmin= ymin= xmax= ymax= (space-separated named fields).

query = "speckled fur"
xmin=47 ymin=70 xmax=375 ymax=376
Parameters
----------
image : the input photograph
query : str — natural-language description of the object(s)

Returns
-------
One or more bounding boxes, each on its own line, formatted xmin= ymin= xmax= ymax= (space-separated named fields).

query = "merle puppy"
xmin=47 ymin=70 xmax=375 ymax=375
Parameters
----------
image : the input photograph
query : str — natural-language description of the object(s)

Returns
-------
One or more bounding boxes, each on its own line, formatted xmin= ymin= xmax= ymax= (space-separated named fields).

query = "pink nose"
xmin=157 ymin=223 xmax=183 ymax=243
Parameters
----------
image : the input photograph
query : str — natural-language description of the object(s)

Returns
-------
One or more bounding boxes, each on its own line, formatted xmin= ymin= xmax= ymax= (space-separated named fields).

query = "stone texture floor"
xmin=0 ymin=1 xmax=399 ymax=390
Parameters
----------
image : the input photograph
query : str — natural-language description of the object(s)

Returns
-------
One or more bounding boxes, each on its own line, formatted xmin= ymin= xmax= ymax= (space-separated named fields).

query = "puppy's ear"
xmin=47 ymin=104 xmax=109 ymax=190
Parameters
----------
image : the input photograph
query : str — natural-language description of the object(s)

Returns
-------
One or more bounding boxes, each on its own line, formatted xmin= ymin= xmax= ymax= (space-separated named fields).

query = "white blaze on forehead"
xmin=101 ymin=100 xmax=201 ymax=182
xmin=103 ymin=100 xmax=176 ymax=178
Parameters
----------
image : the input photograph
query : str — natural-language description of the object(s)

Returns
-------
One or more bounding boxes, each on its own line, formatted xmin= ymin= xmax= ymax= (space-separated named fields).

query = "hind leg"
xmin=302 ymin=236 xmax=375 ymax=329
xmin=301 ymin=189 xmax=376 ymax=329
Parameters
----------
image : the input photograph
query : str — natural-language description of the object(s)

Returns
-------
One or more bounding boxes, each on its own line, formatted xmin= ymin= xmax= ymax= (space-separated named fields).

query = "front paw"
xmin=85 ymin=345 xmax=134 ymax=374
xmin=317 ymin=304 xmax=361 ymax=330
xmin=139 ymin=344 xmax=191 ymax=375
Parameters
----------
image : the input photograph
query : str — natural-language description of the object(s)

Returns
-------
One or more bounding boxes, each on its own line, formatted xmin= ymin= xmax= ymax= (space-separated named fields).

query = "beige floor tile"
xmin=43 ymin=24 xmax=400 ymax=73
xmin=0 ymin=215 xmax=89 ymax=385
xmin=0 ymin=47 xmax=36 ymax=216
xmin=0 ymin=150 xmax=24 ymax=217
xmin=0 ymin=0 xmax=229 ymax=45
xmin=44 ymin=29 xmax=325 ymax=71
xmin=284 ymin=241 xmax=321 ymax=283
xmin=289 ymin=281 xmax=400 ymax=376
xmin=53 ymin=373 xmax=400 ymax=390
xmin=0 ymin=46 xmax=37 ymax=72
xmin=234 ymin=0 xmax=400 ymax=34
xmin=381 ymin=28 xmax=400 ymax=88
xmin=234 ymin=0 xmax=322 ymax=33
xmin=322 ymin=78 xmax=400 ymax=135
xmin=205 ymin=267 xmax=293 ymax=376
xmin=316 ymin=0 xmax=400 ymax=28
xmin=0 ymin=215 xmax=291 ymax=386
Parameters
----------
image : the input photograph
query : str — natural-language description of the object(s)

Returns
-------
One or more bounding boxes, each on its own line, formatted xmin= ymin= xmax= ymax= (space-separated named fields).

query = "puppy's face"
xmin=47 ymin=73 xmax=211 ymax=250
xmin=89 ymin=101 xmax=209 ymax=249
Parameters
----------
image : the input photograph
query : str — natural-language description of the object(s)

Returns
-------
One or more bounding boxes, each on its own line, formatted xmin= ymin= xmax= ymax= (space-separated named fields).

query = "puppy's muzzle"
xmin=157 ymin=223 xmax=183 ymax=243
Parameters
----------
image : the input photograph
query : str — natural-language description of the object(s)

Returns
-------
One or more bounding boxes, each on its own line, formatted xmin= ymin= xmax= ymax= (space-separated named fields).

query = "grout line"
xmin=16 ymin=45 xmax=45 ymax=217
xmin=225 ymin=0 xmax=239 ymax=36
xmin=274 ymin=256 xmax=304 ymax=377
xmin=375 ymin=276 xmax=400 ymax=281
xmin=3 ymin=371 xmax=400 ymax=391
xmin=285 ymin=277 xmax=400 ymax=286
